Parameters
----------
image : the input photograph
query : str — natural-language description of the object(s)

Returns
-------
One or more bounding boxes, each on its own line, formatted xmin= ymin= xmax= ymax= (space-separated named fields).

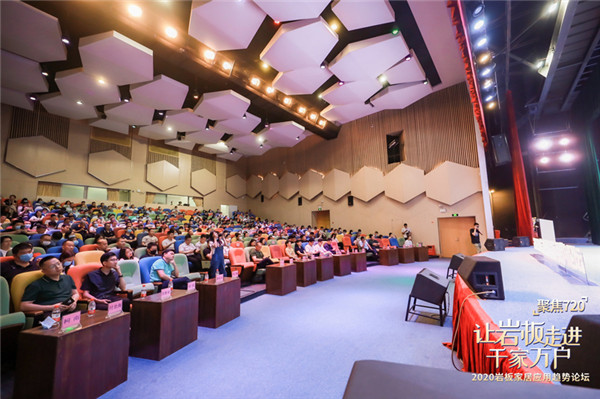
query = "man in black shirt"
xmin=1 ymin=242 xmax=39 ymax=287
xmin=470 ymin=222 xmax=482 ymax=253
xmin=81 ymin=252 xmax=130 ymax=312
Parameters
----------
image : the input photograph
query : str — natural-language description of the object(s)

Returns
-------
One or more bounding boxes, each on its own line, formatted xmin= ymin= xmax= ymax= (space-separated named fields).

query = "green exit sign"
xmin=318 ymin=207 xmax=322 ymax=211
xmin=452 ymin=213 xmax=459 ymax=217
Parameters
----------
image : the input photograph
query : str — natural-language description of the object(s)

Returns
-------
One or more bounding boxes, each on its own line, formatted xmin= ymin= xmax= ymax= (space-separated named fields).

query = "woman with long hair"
xmin=208 ymin=231 xmax=227 ymax=278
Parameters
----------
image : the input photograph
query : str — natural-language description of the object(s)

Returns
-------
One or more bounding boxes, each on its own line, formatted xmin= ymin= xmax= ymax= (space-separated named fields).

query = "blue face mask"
xmin=19 ymin=253 xmax=33 ymax=262
xmin=63 ymin=260 xmax=73 ymax=266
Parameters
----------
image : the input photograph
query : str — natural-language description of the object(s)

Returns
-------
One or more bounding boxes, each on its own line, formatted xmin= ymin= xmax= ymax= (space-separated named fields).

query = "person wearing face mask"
xmin=0 ymin=242 xmax=39 ymax=287
xmin=59 ymin=250 xmax=75 ymax=273
xmin=121 ymin=227 xmax=137 ymax=248
xmin=139 ymin=242 xmax=158 ymax=259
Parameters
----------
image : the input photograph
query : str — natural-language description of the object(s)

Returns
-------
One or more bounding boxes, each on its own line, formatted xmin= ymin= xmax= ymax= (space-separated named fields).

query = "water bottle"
xmin=168 ymin=279 xmax=174 ymax=290
xmin=140 ymin=289 xmax=147 ymax=298
xmin=51 ymin=305 xmax=61 ymax=324
xmin=87 ymin=300 xmax=96 ymax=317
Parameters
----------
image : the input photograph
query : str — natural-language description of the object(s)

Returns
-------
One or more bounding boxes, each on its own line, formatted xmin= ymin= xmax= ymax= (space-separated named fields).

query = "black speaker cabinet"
xmin=409 ymin=268 xmax=450 ymax=306
xmin=298 ymin=197 xmax=302 ymax=206
xmin=512 ymin=236 xmax=530 ymax=247
xmin=446 ymin=253 xmax=465 ymax=279
xmin=551 ymin=314 xmax=600 ymax=389
xmin=348 ymin=195 xmax=354 ymax=206
xmin=484 ymin=238 xmax=506 ymax=251
xmin=458 ymin=256 xmax=505 ymax=300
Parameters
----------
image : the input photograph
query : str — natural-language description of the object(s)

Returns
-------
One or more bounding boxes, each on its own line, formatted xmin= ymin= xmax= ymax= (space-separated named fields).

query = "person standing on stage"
xmin=401 ymin=223 xmax=411 ymax=240
xmin=470 ymin=222 xmax=482 ymax=253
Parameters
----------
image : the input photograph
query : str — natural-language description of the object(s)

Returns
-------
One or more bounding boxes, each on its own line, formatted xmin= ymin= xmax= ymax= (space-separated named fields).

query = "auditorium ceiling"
xmin=0 ymin=0 xmax=466 ymax=158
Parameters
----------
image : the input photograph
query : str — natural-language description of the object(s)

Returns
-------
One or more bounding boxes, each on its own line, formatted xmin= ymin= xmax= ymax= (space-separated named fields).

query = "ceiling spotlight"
xmin=330 ymin=22 xmax=339 ymax=31
xmin=264 ymin=122 xmax=270 ymax=128
xmin=258 ymin=136 xmax=264 ymax=143
xmin=546 ymin=1 xmax=559 ymax=15
xmin=535 ymin=60 xmax=545 ymax=69
xmin=123 ymin=98 xmax=130 ymax=103
xmin=475 ymin=37 xmax=488 ymax=48
xmin=378 ymin=75 xmax=387 ymax=84
xmin=230 ymin=149 xmax=234 ymax=154
xmin=539 ymin=156 xmax=550 ymax=164
xmin=283 ymin=97 xmax=292 ymax=105
xmin=204 ymin=49 xmax=216 ymax=61
xmin=318 ymin=119 xmax=326 ymax=127
xmin=482 ymin=79 xmax=494 ymax=89
xmin=298 ymin=106 xmax=306 ymax=115
xmin=193 ymin=89 xmax=199 ymax=100
xmin=338 ymin=81 xmax=345 ymax=86
xmin=61 ymin=37 xmax=70 ymax=45
xmin=132 ymin=125 xmax=137 ymax=128
xmin=76 ymin=100 xmax=83 ymax=105
xmin=158 ymin=111 xmax=164 ymax=116
xmin=165 ymin=26 xmax=177 ymax=38
xmin=242 ymin=113 xmax=247 ymax=119
xmin=472 ymin=3 xmax=484 ymax=17
xmin=41 ymin=71 xmax=49 ymax=77
xmin=535 ymin=138 xmax=552 ymax=151
xmin=274 ymin=20 xmax=280 ymax=25
xmin=320 ymin=62 xmax=326 ymax=69
xmin=261 ymin=62 xmax=269 ymax=70
xmin=478 ymin=52 xmax=492 ymax=64
xmin=167 ymin=127 xmax=173 ymax=131
xmin=97 ymin=78 xmax=106 ymax=85
xmin=317 ymin=93 xmax=323 ymax=99
xmin=559 ymin=137 xmax=570 ymax=146
xmin=405 ymin=54 xmax=412 ymax=61
xmin=559 ymin=152 xmax=575 ymax=163
xmin=486 ymin=101 xmax=497 ymax=110
xmin=251 ymin=77 xmax=260 ymax=87
xmin=266 ymin=86 xmax=275 ymax=94
xmin=29 ymin=95 xmax=37 ymax=101
xmin=484 ymin=94 xmax=495 ymax=102
xmin=128 ymin=4 xmax=142 ymax=17
xmin=205 ymin=121 xmax=210 ymax=130
xmin=423 ymin=80 xmax=429 ymax=85
xmin=480 ymin=67 xmax=493 ymax=77
xmin=472 ymin=18 xmax=485 ymax=31
xmin=391 ymin=27 xmax=399 ymax=35
xmin=309 ymin=113 xmax=318 ymax=121
xmin=259 ymin=143 xmax=264 ymax=148
xmin=296 ymin=136 xmax=300 ymax=140
xmin=222 ymin=61 xmax=233 ymax=71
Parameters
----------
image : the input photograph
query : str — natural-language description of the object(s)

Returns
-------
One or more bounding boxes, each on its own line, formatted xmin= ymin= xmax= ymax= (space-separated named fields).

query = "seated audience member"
xmin=1 ymin=236 xmax=12 ymax=257
xmin=50 ymin=231 xmax=63 ymax=247
xmin=314 ymin=238 xmax=332 ymax=256
xmin=367 ymin=234 xmax=380 ymax=251
xmin=149 ymin=249 xmax=190 ymax=289
xmin=1 ymin=242 xmax=38 ymax=286
xmin=294 ymin=239 xmax=306 ymax=258
xmin=118 ymin=247 xmax=138 ymax=262
xmin=357 ymin=236 xmax=379 ymax=260
xmin=284 ymin=240 xmax=297 ymax=259
xmin=121 ymin=227 xmax=137 ymax=248
xmin=38 ymin=234 xmax=53 ymax=251
xmin=61 ymin=239 xmax=76 ymax=256
xmin=20 ymin=256 xmax=79 ymax=321
xmin=81 ymin=252 xmax=130 ymax=312
xmin=70 ymin=219 xmax=89 ymax=239
xmin=161 ymin=230 xmax=176 ymax=251
xmin=95 ymin=237 xmax=109 ymax=253
xmin=140 ymin=242 xmax=158 ymax=259
xmin=59 ymin=250 xmax=75 ymax=273
xmin=249 ymin=241 xmax=274 ymax=269
xmin=178 ymin=234 xmax=203 ymax=272
xmin=403 ymin=235 xmax=414 ymax=248
xmin=141 ymin=228 xmax=158 ymax=247
xmin=102 ymin=223 xmax=116 ymax=243
xmin=110 ymin=237 xmax=128 ymax=255
xmin=323 ymin=239 xmax=340 ymax=254
xmin=304 ymin=238 xmax=318 ymax=256
xmin=29 ymin=210 xmax=44 ymax=223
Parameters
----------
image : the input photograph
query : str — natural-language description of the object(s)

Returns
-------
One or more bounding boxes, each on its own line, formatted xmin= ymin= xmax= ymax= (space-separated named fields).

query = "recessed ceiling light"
xmin=274 ymin=20 xmax=280 ymax=25
xmin=423 ymin=80 xmax=429 ymax=85
xmin=132 ymin=125 xmax=137 ymax=128
xmin=559 ymin=137 xmax=570 ymax=146
xmin=41 ymin=71 xmax=49 ymax=77
xmin=128 ymin=4 xmax=142 ymax=17
xmin=317 ymin=94 xmax=323 ymax=99
xmin=61 ymin=38 xmax=70 ymax=45
xmin=330 ymin=22 xmax=339 ymax=31
xmin=251 ymin=77 xmax=260 ymax=87
xmin=222 ymin=61 xmax=233 ymax=71
xmin=318 ymin=119 xmax=326 ymax=127
xmin=204 ymin=49 xmax=216 ymax=61
xmin=309 ymin=113 xmax=318 ymax=121
xmin=391 ymin=27 xmax=399 ymax=35
xmin=97 ymin=78 xmax=106 ymax=85
xmin=165 ymin=26 xmax=177 ymax=38
xmin=283 ymin=97 xmax=292 ymax=105
xmin=76 ymin=100 xmax=83 ymax=105
xmin=167 ymin=127 xmax=172 ymax=131
xmin=261 ymin=62 xmax=269 ymax=70
xmin=338 ymin=81 xmax=344 ymax=86
xmin=539 ymin=156 xmax=550 ymax=164
xmin=266 ymin=86 xmax=275 ymax=94
xmin=123 ymin=98 xmax=130 ymax=103
xmin=242 ymin=113 xmax=247 ymax=119
xmin=298 ymin=106 xmax=306 ymax=115
xmin=378 ymin=75 xmax=387 ymax=84
xmin=29 ymin=95 xmax=37 ymax=101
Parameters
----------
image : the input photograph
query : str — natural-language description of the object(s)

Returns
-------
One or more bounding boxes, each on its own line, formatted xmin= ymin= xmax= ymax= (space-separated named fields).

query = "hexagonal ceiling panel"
xmin=165 ymin=109 xmax=208 ymax=132
xmin=130 ymin=75 xmax=188 ymax=110
xmin=254 ymin=0 xmax=330 ymax=22
xmin=1 ymin=87 xmax=34 ymax=111
xmin=191 ymin=169 xmax=217 ymax=196
xmin=350 ymin=166 xmax=384 ymax=202
xmin=384 ymin=55 xmax=426 ymax=84
xmin=371 ymin=82 xmax=433 ymax=110
xmin=323 ymin=169 xmax=350 ymax=201
xmin=90 ymin=118 xmax=130 ymax=135
xmin=425 ymin=161 xmax=481 ymax=205
xmin=258 ymin=121 xmax=306 ymax=148
xmin=320 ymin=101 xmax=382 ymax=125
xmin=164 ymin=139 xmax=196 ymax=151
xmin=218 ymin=152 xmax=243 ymax=162
xmin=260 ymin=17 xmax=338 ymax=72
xmin=263 ymin=173 xmax=279 ymax=199
xmin=213 ymin=112 xmax=261 ymax=135
xmin=384 ymin=164 xmax=425 ymax=203
xmin=1 ymin=50 xmax=48 ymax=94
xmin=193 ymin=90 xmax=251 ymax=121
xmin=88 ymin=150 xmax=132 ymax=185
xmin=39 ymin=93 xmax=98 ymax=120
xmin=226 ymin=175 xmax=246 ymax=198
xmin=328 ymin=33 xmax=409 ymax=82
xmin=138 ymin=122 xmax=177 ymax=140
xmin=146 ymin=160 xmax=179 ymax=191
xmin=321 ymin=79 xmax=382 ymax=106
xmin=228 ymin=134 xmax=272 ymax=156
xmin=198 ymin=141 xmax=230 ymax=155
xmin=186 ymin=129 xmax=224 ymax=145
xmin=188 ymin=0 xmax=266 ymax=51
xmin=79 ymin=31 xmax=153 ymax=86
xmin=279 ymin=172 xmax=300 ymax=199
xmin=104 ymin=101 xmax=154 ymax=126
xmin=247 ymin=175 xmax=263 ymax=198
xmin=299 ymin=170 xmax=323 ymax=200
xmin=55 ymin=68 xmax=120 ymax=106
xmin=331 ymin=0 xmax=395 ymax=31
xmin=1 ymin=1 xmax=67 ymax=62
xmin=272 ymin=66 xmax=333 ymax=96
xmin=5 ymin=136 xmax=67 ymax=177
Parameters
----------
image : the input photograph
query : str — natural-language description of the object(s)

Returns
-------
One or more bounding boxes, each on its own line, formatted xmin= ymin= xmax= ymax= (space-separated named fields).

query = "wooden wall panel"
xmin=10 ymin=105 xmax=69 ymax=148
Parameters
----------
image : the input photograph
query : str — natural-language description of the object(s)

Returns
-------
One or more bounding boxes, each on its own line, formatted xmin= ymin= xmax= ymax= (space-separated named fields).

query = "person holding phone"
xmin=208 ymin=231 xmax=227 ymax=278
xmin=470 ymin=222 xmax=483 ymax=253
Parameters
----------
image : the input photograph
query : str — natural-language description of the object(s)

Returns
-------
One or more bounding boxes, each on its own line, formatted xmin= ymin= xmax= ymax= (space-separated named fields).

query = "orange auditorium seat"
xmin=229 ymin=247 xmax=256 ymax=281
xmin=79 ymin=244 xmax=98 ymax=252
xmin=342 ymin=235 xmax=356 ymax=252
xmin=269 ymin=245 xmax=289 ymax=261
xmin=67 ymin=263 xmax=102 ymax=299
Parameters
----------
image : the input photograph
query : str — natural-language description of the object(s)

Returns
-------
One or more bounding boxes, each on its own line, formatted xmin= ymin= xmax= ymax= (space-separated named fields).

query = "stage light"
xmin=478 ymin=52 xmax=492 ymax=64
xmin=536 ymin=60 xmax=545 ymax=69
xmin=283 ymin=97 xmax=292 ymax=106
xmin=534 ymin=138 xmax=552 ymax=151
xmin=204 ymin=49 xmax=216 ymax=61
xmin=41 ymin=71 xmax=49 ymax=77
xmin=61 ymin=37 xmax=70 ymax=45
xmin=484 ymin=94 xmax=495 ymax=102
xmin=423 ymin=80 xmax=429 ymax=85
xmin=318 ymin=119 xmax=326 ymax=127
xmin=165 ymin=27 xmax=177 ymax=38
xmin=97 ymin=78 xmax=106 ymax=85
xmin=266 ymin=86 xmax=275 ymax=94
xmin=29 ymin=95 xmax=36 ymax=101
xmin=482 ymin=79 xmax=494 ymax=89
xmin=559 ymin=137 xmax=570 ymax=146
xmin=475 ymin=37 xmax=488 ymax=48
xmin=274 ymin=20 xmax=280 ymax=25
xmin=338 ymin=81 xmax=345 ymax=86
xmin=480 ymin=66 xmax=493 ymax=77
xmin=298 ymin=106 xmax=306 ymax=115
xmin=473 ymin=3 xmax=484 ymax=17
xmin=405 ymin=54 xmax=412 ymax=61
xmin=261 ymin=62 xmax=269 ymax=70
xmin=250 ymin=77 xmax=260 ymax=87
xmin=128 ymin=4 xmax=142 ymax=17
xmin=192 ymin=89 xmax=199 ymax=100
xmin=76 ymin=100 xmax=83 ymax=105
xmin=242 ymin=113 xmax=247 ymax=119
xmin=309 ymin=113 xmax=318 ymax=121
xmin=378 ymin=75 xmax=387 ymax=84
xmin=559 ymin=152 xmax=575 ymax=163
xmin=486 ymin=101 xmax=497 ymax=110
xmin=472 ymin=18 xmax=485 ymax=31
xmin=330 ymin=22 xmax=339 ymax=31
xmin=545 ymin=1 xmax=559 ymax=15
xmin=222 ymin=61 xmax=232 ymax=70
xmin=539 ymin=156 xmax=550 ymax=164
xmin=320 ymin=62 xmax=327 ymax=69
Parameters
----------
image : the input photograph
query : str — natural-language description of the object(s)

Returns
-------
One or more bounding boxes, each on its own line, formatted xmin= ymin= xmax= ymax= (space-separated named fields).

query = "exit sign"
xmin=318 ymin=207 xmax=322 ymax=211
xmin=452 ymin=213 xmax=459 ymax=217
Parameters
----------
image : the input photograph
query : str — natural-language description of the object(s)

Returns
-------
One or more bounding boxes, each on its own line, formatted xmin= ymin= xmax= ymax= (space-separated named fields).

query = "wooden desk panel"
xmin=350 ymin=252 xmax=367 ymax=272
xmin=398 ymin=247 xmax=415 ymax=263
xmin=197 ymin=277 xmax=240 ymax=328
xmin=294 ymin=259 xmax=317 ymax=287
xmin=266 ymin=263 xmax=297 ymax=296
xmin=413 ymin=247 xmax=429 ymax=262
xmin=333 ymin=254 xmax=352 ymax=276
xmin=379 ymin=248 xmax=398 ymax=266
xmin=315 ymin=256 xmax=334 ymax=281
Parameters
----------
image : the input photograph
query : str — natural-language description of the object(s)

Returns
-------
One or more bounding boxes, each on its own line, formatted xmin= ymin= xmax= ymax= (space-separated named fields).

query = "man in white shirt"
xmin=178 ymin=234 xmax=203 ymax=272
xmin=314 ymin=239 xmax=332 ymax=256
xmin=304 ymin=238 xmax=318 ymax=256
xmin=401 ymin=223 xmax=411 ymax=240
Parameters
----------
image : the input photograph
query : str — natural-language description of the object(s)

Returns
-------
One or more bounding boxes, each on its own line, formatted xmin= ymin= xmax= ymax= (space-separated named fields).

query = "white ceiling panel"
xmin=254 ymin=0 xmax=330 ymax=22
xmin=0 ymin=1 xmax=67 ymax=62
xmin=329 ymin=34 xmax=410 ymax=82
xmin=193 ymin=90 xmax=251 ymax=120
xmin=79 ymin=31 xmax=153 ymax=86
xmin=331 ymin=0 xmax=395 ymax=31
xmin=384 ymin=55 xmax=426 ymax=84
xmin=0 ymin=50 xmax=48 ymax=93
xmin=272 ymin=66 xmax=333 ymax=96
xmin=90 ymin=118 xmax=130 ymax=135
xmin=213 ymin=112 xmax=261 ymax=135
xmin=188 ymin=0 xmax=266 ymax=51
xmin=130 ymin=75 xmax=188 ymax=111
xmin=39 ymin=92 xmax=98 ymax=120
xmin=138 ymin=122 xmax=177 ymax=140
xmin=257 ymin=121 xmax=306 ymax=148
xmin=260 ymin=18 xmax=338 ymax=72
xmin=320 ymin=101 xmax=382 ymax=124
xmin=164 ymin=109 xmax=208 ymax=132
xmin=55 ymin=68 xmax=120 ymax=106
xmin=228 ymin=134 xmax=272 ymax=156
xmin=321 ymin=79 xmax=382 ymax=106
xmin=371 ymin=82 xmax=433 ymax=110
xmin=104 ymin=101 xmax=154 ymax=126
xmin=165 ymin=139 xmax=197 ymax=151
xmin=1 ymin=87 xmax=34 ymax=111
xmin=198 ymin=142 xmax=230 ymax=155
xmin=186 ymin=129 xmax=224 ymax=145
xmin=217 ymin=152 xmax=243 ymax=162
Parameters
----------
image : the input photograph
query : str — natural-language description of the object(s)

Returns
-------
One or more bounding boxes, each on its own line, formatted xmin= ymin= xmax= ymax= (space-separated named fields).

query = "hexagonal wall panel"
xmin=226 ymin=175 xmax=246 ymax=198
xmin=350 ymin=166 xmax=384 ymax=202
xmin=247 ymin=175 xmax=263 ymax=198
xmin=279 ymin=172 xmax=300 ymax=199
xmin=425 ymin=161 xmax=481 ymax=205
xmin=5 ymin=136 xmax=66 ymax=177
xmin=384 ymin=164 xmax=425 ymax=203
xmin=263 ymin=173 xmax=279 ymax=199
xmin=323 ymin=169 xmax=350 ymax=201
xmin=191 ymin=168 xmax=217 ymax=196
xmin=146 ymin=160 xmax=179 ymax=191
xmin=299 ymin=169 xmax=324 ymax=200
xmin=88 ymin=150 xmax=132 ymax=185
